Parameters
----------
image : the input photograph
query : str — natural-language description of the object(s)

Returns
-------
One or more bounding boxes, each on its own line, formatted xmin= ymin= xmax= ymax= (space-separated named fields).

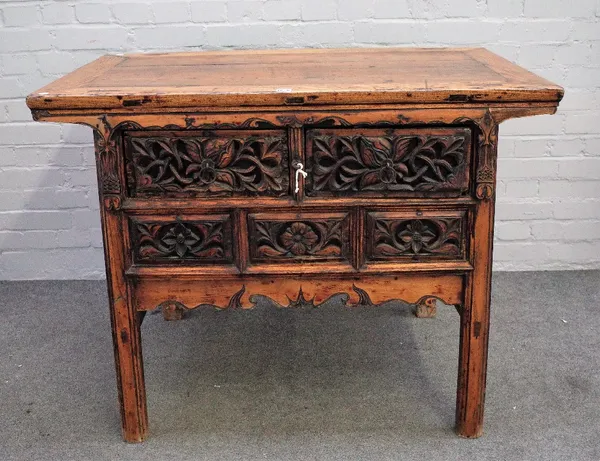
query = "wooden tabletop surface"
xmin=26 ymin=47 xmax=563 ymax=111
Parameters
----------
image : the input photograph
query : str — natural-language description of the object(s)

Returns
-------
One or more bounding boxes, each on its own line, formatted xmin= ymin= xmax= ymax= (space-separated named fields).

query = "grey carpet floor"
xmin=0 ymin=271 xmax=599 ymax=461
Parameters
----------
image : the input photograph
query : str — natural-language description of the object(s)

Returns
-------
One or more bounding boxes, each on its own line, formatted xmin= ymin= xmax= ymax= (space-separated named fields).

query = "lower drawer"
xmin=365 ymin=209 xmax=468 ymax=263
xmin=247 ymin=211 xmax=352 ymax=264
xmin=126 ymin=207 xmax=469 ymax=272
xmin=129 ymin=214 xmax=234 ymax=265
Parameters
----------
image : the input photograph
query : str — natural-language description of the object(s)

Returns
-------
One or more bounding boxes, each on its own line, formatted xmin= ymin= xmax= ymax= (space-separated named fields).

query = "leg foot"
xmin=415 ymin=296 xmax=437 ymax=318
xmin=455 ymin=297 xmax=490 ymax=439
xmin=161 ymin=301 xmax=186 ymax=321
xmin=456 ymin=425 xmax=484 ymax=438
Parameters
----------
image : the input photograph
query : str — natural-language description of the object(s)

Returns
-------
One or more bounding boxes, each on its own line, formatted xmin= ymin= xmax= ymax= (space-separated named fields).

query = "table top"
xmin=26 ymin=47 xmax=563 ymax=111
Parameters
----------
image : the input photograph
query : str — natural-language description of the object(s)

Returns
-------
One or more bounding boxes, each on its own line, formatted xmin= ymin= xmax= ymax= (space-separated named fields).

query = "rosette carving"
xmin=252 ymin=219 xmax=347 ymax=260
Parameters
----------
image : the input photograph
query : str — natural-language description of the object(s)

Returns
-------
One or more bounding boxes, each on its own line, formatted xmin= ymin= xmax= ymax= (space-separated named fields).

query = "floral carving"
xmin=93 ymin=126 xmax=120 ymax=194
xmin=455 ymin=111 xmax=498 ymax=200
xmin=251 ymin=218 xmax=348 ymax=261
xmin=307 ymin=131 xmax=469 ymax=195
xmin=280 ymin=222 xmax=320 ymax=256
xmin=131 ymin=218 xmax=232 ymax=263
xmin=125 ymin=132 xmax=288 ymax=196
xmin=397 ymin=220 xmax=436 ymax=254
xmin=368 ymin=216 xmax=463 ymax=259
xmin=91 ymin=118 xmax=149 ymax=196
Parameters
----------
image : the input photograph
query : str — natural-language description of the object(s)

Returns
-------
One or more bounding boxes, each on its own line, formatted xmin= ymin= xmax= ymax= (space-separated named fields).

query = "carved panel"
xmin=92 ymin=116 xmax=125 ymax=195
xmin=130 ymin=215 xmax=233 ymax=264
xmin=470 ymin=111 xmax=498 ymax=200
xmin=366 ymin=212 xmax=466 ymax=261
xmin=248 ymin=212 xmax=350 ymax=262
xmin=306 ymin=128 xmax=471 ymax=196
xmin=124 ymin=130 xmax=289 ymax=197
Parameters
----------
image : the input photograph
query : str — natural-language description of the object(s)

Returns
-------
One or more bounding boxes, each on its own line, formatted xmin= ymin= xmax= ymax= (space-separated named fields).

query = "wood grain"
xmin=26 ymin=48 xmax=563 ymax=111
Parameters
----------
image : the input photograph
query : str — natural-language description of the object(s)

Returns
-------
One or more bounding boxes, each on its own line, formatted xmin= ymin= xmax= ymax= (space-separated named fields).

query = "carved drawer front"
xmin=365 ymin=210 xmax=467 ymax=262
xmin=124 ymin=130 xmax=289 ymax=197
xmin=305 ymin=127 xmax=471 ymax=197
xmin=248 ymin=212 xmax=351 ymax=264
xmin=129 ymin=214 xmax=234 ymax=265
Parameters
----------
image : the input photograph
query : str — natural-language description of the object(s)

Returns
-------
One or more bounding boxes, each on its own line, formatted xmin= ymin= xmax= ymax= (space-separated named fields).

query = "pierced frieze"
xmin=367 ymin=215 xmax=464 ymax=260
xmin=154 ymin=285 xmax=446 ymax=319
xmin=306 ymin=129 xmax=470 ymax=196
xmin=131 ymin=217 xmax=233 ymax=264
xmin=124 ymin=131 xmax=289 ymax=197
xmin=249 ymin=215 xmax=350 ymax=262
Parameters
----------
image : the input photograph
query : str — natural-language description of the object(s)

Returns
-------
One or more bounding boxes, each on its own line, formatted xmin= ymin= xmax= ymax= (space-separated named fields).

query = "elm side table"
xmin=26 ymin=47 xmax=563 ymax=442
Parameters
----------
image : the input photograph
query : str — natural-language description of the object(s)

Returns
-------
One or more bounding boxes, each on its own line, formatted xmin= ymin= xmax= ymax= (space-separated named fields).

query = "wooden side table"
xmin=26 ymin=47 xmax=563 ymax=442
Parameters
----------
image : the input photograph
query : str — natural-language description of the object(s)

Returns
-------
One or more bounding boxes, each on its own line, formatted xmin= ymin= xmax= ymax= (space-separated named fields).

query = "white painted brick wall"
xmin=0 ymin=0 xmax=599 ymax=279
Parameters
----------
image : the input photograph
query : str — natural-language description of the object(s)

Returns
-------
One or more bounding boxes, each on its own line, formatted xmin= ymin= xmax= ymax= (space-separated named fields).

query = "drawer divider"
xmin=234 ymin=209 xmax=249 ymax=273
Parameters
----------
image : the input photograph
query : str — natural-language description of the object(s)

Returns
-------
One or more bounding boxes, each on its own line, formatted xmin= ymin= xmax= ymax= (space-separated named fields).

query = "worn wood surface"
xmin=25 ymin=47 xmax=563 ymax=443
xmin=26 ymin=47 xmax=563 ymax=111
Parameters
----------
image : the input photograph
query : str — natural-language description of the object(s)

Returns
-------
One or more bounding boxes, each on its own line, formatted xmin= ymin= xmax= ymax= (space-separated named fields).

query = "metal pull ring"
xmin=294 ymin=162 xmax=308 ymax=194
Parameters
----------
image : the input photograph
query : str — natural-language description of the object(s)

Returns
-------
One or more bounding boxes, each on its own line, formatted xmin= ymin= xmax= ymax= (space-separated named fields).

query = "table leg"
xmin=108 ymin=289 xmax=148 ymax=442
xmin=455 ymin=198 xmax=494 ymax=438
xmin=101 ymin=201 xmax=148 ymax=443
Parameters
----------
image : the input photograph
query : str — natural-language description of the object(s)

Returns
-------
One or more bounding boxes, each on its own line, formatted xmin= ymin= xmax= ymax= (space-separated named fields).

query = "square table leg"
xmin=101 ymin=198 xmax=148 ymax=443
xmin=455 ymin=192 xmax=495 ymax=438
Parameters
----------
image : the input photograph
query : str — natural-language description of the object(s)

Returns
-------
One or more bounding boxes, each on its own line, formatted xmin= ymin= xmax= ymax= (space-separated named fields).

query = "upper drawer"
xmin=124 ymin=130 xmax=289 ymax=197
xmin=129 ymin=213 xmax=234 ymax=265
xmin=305 ymin=127 xmax=472 ymax=197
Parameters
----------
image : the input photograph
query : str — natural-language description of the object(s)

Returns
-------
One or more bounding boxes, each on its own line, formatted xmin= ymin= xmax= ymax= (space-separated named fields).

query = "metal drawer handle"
xmin=294 ymin=162 xmax=308 ymax=194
